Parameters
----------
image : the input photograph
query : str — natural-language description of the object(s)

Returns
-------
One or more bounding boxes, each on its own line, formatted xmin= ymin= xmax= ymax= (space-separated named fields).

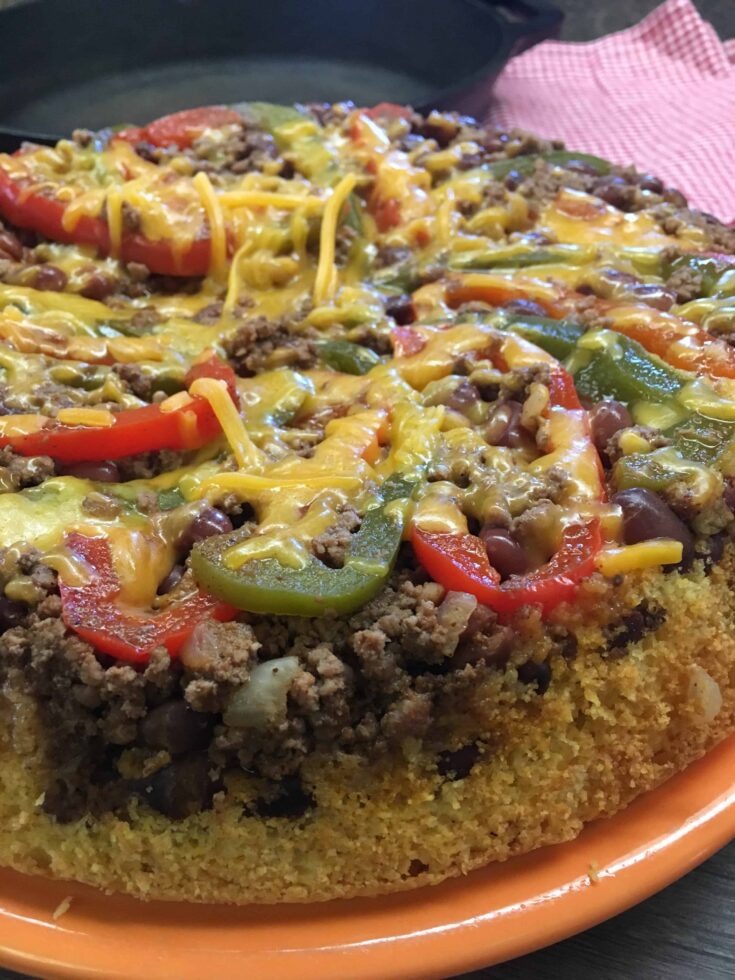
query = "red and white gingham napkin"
xmin=488 ymin=0 xmax=735 ymax=221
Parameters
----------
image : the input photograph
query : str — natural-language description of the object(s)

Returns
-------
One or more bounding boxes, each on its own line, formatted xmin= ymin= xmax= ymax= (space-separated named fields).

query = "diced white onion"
xmin=688 ymin=664 xmax=723 ymax=723
xmin=223 ymin=656 xmax=300 ymax=730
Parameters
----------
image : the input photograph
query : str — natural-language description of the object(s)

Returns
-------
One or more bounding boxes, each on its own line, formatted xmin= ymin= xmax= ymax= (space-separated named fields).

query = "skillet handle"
xmin=482 ymin=0 xmax=564 ymax=56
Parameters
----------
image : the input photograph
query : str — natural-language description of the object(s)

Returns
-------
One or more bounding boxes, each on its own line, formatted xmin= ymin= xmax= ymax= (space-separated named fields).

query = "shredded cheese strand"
xmin=105 ymin=186 xmax=123 ymax=258
xmin=198 ymin=473 xmax=360 ymax=496
xmin=313 ymin=173 xmax=358 ymax=306
xmin=193 ymin=172 xmax=227 ymax=281
xmin=188 ymin=377 xmax=262 ymax=471
xmin=595 ymin=540 xmax=684 ymax=576
xmin=222 ymin=240 xmax=252 ymax=315
xmin=219 ymin=190 xmax=324 ymax=212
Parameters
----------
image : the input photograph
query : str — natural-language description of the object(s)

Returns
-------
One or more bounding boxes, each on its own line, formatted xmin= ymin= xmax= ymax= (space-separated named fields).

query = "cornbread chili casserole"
xmin=0 ymin=102 xmax=733 ymax=904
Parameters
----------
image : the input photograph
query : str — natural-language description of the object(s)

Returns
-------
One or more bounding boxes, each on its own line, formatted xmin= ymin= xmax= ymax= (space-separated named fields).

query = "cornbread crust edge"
xmin=0 ymin=553 xmax=734 ymax=905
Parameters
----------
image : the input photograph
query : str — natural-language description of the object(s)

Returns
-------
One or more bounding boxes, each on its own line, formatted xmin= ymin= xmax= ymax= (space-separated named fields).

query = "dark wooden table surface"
xmin=1 ymin=1 xmax=734 ymax=978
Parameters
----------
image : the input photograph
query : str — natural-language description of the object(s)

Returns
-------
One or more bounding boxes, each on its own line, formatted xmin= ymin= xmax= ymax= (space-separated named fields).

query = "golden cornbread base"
xmin=0 ymin=553 xmax=734 ymax=905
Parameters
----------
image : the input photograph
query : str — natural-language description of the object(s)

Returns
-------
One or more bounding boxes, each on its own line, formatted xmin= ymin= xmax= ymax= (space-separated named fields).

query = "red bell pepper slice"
xmin=372 ymin=196 xmax=402 ymax=232
xmin=0 ymin=164 xmax=211 ymax=277
xmin=412 ymin=519 xmax=601 ymax=620
xmin=411 ymin=361 xmax=604 ymax=618
xmin=184 ymin=352 xmax=239 ymax=401
xmin=114 ymin=105 xmax=243 ymax=149
xmin=60 ymin=532 xmax=236 ymax=664
xmin=445 ymin=276 xmax=569 ymax=319
xmin=605 ymin=308 xmax=735 ymax=381
xmin=391 ymin=325 xmax=428 ymax=358
xmin=0 ymin=356 xmax=237 ymax=463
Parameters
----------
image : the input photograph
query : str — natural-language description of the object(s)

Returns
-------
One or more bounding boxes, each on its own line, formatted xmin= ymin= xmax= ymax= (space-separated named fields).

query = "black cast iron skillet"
xmin=0 ymin=0 xmax=562 ymax=151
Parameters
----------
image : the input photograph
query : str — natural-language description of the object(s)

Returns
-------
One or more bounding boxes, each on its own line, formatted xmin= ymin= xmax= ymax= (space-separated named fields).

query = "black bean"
xmin=454 ymin=623 xmax=515 ymax=669
xmin=460 ymin=602 xmax=497 ymax=640
xmin=701 ymin=531 xmax=727 ymax=576
xmin=157 ymin=564 xmax=185 ymax=595
xmin=517 ymin=659 xmax=552 ymax=694
xmin=62 ymin=460 xmax=120 ymax=483
xmin=140 ymin=702 xmax=211 ymax=755
xmin=437 ymin=744 xmax=480 ymax=780
xmin=0 ymin=230 xmax=23 ymax=261
xmin=479 ymin=526 xmax=529 ymax=579
xmin=595 ymin=176 xmax=635 ymax=209
xmin=589 ymin=400 xmax=632 ymax=456
xmin=638 ymin=173 xmax=664 ymax=194
xmin=502 ymin=298 xmax=549 ymax=318
xmin=723 ymin=477 xmax=735 ymax=513
xmin=503 ymin=169 xmax=524 ymax=191
xmin=32 ymin=264 xmax=67 ymax=291
xmin=252 ymin=776 xmax=314 ymax=819
xmin=0 ymin=596 xmax=26 ymax=630
xmin=626 ymin=283 xmax=675 ymax=312
xmin=446 ymin=380 xmax=481 ymax=414
xmin=605 ymin=600 xmax=666 ymax=653
xmin=80 ymin=271 xmax=118 ymax=301
xmin=612 ymin=487 xmax=695 ymax=566
xmin=485 ymin=400 xmax=528 ymax=449
xmin=385 ymin=295 xmax=415 ymax=325
xmin=664 ymin=187 xmax=688 ymax=208
xmin=141 ymin=753 xmax=214 ymax=820
xmin=178 ymin=507 xmax=233 ymax=553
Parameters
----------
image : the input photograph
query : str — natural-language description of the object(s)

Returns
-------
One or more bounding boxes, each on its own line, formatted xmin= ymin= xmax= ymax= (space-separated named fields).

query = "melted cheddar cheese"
xmin=0 ymin=101 xmax=729 ymax=615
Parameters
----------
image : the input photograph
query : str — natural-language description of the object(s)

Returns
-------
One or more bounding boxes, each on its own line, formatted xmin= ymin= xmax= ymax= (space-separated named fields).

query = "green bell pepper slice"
xmin=486 ymin=150 xmax=611 ymax=181
xmin=237 ymin=102 xmax=339 ymax=184
xmin=505 ymin=315 xmax=586 ymax=361
xmin=571 ymin=331 xmax=685 ymax=404
xmin=191 ymin=473 xmax=419 ymax=617
xmin=568 ymin=330 xmax=735 ymax=467
xmin=449 ymin=244 xmax=594 ymax=272
xmin=613 ymin=445 xmax=722 ymax=503
xmin=316 ymin=340 xmax=381 ymax=376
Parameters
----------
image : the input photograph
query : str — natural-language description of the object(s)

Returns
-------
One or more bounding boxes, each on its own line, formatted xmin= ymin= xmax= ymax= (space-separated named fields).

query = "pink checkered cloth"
xmin=488 ymin=0 xmax=735 ymax=221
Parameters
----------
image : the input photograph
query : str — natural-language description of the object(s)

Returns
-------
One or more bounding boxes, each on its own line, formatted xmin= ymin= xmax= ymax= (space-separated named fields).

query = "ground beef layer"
xmin=0 ymin=551 xmax=733 ymax=904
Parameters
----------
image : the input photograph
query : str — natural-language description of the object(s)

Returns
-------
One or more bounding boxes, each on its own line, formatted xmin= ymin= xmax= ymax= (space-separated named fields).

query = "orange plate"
xmin=2 ymin=736 xmax=735 ymax=980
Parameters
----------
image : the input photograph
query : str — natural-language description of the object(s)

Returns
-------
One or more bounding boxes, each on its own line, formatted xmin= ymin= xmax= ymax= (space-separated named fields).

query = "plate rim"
xmin=0 ymin=735 xmax=734 ymax=980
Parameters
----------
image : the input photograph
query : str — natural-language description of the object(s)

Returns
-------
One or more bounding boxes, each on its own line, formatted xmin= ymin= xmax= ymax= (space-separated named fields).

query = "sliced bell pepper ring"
xmin=604 ymin=306 xmax=735 ymax=381
xmin=114 ymin=106 xmax=243 ymax=149
xmin=486 ymin=150 xmax=612 ymax=181
xmin=506 ymin=315 xmax=586 ymax=362
xmin=0 ymin=162 xmax=212 ymax=277
xmin=0 ymin=355 xmax=237 ymax=463
xmin=184 ymin=352 xmax=239 ymax=400
xmin=411 ymin=351 xmax=604 ymax=617
xmin=445 ymin=273 xmax=569 ymax=319
xmin=570 ymin=329 xmax=735 ymax=468
xmin=315 ymin=340 xmax=382 ymax=375
xmin=454 ymin=274 xmax=735 ymax=382
xmin=190 ymin=473 xmax=418 ymax=617
xmin=60 ymin=532 xmax=236 ymax=664
xmin=413 ymin=520 xmax=601 ymax=620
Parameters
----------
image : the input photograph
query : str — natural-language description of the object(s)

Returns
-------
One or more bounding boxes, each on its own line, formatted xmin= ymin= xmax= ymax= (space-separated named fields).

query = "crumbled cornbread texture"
xmin=0 ymin=555 xmax=733 ymax=904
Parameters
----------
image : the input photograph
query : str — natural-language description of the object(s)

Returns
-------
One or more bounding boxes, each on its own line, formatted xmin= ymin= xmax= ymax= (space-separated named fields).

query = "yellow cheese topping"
xmin=188 ymin=377 xmax=262 ymax=470
xmin=0 ymin=103 xmax=726 ymax=600
xmin=313 ymin=173 xmax=358 ymax=305
xmin=193 ymin=171 xmax=227 ymax=280
xmin=596 ymin=540 xmax=684 ymax=576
